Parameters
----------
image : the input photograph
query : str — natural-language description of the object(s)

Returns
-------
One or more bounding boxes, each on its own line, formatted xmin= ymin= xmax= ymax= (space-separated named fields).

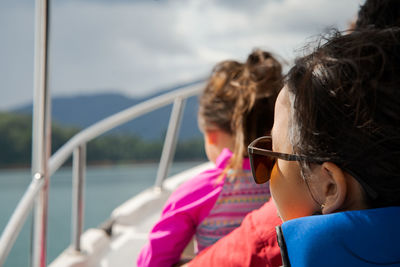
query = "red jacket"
xmin=188 ymin=199 xmax=282 ymax=267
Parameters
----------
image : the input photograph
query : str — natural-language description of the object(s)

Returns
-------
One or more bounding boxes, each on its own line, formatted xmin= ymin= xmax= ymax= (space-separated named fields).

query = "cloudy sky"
xmin=0 ymin=0 xmax=363 ymax=110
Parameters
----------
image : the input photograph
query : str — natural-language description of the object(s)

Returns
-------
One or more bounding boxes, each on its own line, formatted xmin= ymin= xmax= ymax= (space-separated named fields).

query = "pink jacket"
xmin=137 ymin=149 xmax=267 ymax=267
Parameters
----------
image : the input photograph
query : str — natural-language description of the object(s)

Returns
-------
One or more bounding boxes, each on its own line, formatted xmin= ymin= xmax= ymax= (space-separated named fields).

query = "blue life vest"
xmin=277 ymin=207 xmax=400 ymax=267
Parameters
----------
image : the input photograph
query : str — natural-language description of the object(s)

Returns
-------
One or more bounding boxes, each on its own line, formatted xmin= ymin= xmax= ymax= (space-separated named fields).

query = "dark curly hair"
xmin=286 ymin=28 xmax=400 ymax=208
xmin=199 ymin=49 xmax=283 ymax=175
xmin=356 ymin=0 xmax=400 ymax=29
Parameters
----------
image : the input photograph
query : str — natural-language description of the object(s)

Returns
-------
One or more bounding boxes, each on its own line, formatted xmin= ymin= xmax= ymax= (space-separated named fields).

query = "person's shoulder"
xmin=246 ymin=199 xmax=282 ymax=237
xmin=162 ymin=166 xmax=224 ymax=213
xmin=174 ymin=165 xmax=224 ymax=196
xmin=249 ymin=199 xmax=281 ymax=222
xmin=187 ymin=200 xmax=282 ymax=267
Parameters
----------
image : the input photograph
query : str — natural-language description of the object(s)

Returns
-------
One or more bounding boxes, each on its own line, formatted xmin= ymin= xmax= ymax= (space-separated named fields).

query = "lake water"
xmin=0 ymin=161 xmax=204 ymax=266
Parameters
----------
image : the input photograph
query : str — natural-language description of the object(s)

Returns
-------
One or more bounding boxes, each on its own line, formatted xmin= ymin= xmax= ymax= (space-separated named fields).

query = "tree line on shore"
xmin=0 ymin=112 xmax=206 ymax=169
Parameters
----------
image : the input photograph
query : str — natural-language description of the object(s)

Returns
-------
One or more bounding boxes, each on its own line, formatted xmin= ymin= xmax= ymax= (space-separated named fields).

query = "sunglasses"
xmin=247 ymin=136 xmax=379 ymax=200
xmin=247 ymin=136 xmax=319 ymax=184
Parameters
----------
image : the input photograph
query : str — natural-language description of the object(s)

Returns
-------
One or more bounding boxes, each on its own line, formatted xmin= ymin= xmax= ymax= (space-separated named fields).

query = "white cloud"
xmin=0 ymin=0 xmax=362 ymax=110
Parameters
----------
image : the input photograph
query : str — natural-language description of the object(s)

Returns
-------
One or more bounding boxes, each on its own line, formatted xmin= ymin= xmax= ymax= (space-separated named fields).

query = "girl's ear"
xmin=318 ymin=162 xmax=347 ymax=214
xmin=205 ymin=130 xmax=218 ymax=145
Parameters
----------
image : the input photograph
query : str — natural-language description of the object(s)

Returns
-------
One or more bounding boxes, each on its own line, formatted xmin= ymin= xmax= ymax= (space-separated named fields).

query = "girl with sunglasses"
xmin=249 ymin=28 xmax=400 ymax=266
xmin=137 ymin=50 xmax=283 ymax=267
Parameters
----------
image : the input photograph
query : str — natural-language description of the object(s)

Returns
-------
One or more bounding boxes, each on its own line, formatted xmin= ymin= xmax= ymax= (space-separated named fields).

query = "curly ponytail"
xmin=199 ymin=49 xmax=283 ymax=178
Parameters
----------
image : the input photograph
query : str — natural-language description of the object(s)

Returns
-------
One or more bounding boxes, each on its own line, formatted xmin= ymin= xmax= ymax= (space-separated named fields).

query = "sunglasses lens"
xmin=253 ymin=155 xmax=274 ymax=184
xmin=249 ymin=137 xmax=275 ymax=184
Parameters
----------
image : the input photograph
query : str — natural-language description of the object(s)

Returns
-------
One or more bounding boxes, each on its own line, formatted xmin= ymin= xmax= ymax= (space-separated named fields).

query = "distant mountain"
xmin=14 ymin=82 xmax=204 ymax=140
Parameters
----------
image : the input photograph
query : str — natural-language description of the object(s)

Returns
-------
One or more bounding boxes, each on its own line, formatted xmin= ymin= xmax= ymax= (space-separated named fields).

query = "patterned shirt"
xmin=196 ymin=169 xmax=270 ymax=252
xmin=137 ymin=148 xmax=270 ymax=267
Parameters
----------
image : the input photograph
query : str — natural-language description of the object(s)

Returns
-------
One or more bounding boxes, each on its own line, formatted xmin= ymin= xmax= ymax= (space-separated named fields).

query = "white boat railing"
xmin=0 ymin=0 xmax=206 ymax=265
xmin=0 ymin=82 xmax=205 ymax=267
xmin=52 ymin=83 xmax=204 ymax=255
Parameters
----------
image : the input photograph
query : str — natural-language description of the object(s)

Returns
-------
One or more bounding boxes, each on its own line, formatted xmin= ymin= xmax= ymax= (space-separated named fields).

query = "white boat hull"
xmin=50 ymin=162 xmax=213 ymax=267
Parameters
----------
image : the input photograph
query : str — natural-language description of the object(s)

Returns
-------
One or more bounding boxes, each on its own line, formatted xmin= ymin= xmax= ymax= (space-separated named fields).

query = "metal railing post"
xmin=31 ymin=0 xmax=51 ymax=266
xmin=71 ymin=144 xmax=86 ymax=252
xmin=154 ymin=97 xmax=186 ymax=189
